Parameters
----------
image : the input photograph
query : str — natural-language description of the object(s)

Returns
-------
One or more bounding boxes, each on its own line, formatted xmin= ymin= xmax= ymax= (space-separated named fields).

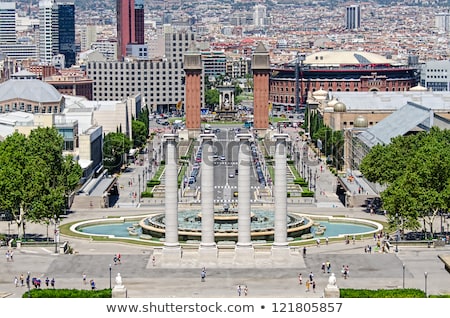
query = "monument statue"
xmin=327 ymin=273 xmax=337 ymax=287
xmin=115 ymin=273 xmax=123 ymax=287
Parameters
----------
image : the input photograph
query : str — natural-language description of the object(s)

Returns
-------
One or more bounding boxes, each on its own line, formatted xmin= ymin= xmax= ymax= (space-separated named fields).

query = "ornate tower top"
xmin=252 ymin=42 xmax=270 ymax=71
xmin=183 ymin=42 xmax=202 ymax=71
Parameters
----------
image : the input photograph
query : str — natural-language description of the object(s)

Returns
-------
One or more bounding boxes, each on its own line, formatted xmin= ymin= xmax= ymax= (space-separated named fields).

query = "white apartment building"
xmin=86 ymin=30 xmax=195 ymax=113
xmin=39 ymin=0 xmax=59 ymax=64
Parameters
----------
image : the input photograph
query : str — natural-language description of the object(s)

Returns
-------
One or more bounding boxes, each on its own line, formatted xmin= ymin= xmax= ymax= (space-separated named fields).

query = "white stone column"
xmin=272 ymin=133 xmax=290 ymax=259
xmin=234 ymin=134 xmax=254 ymax=263
xmin=199 ymin=134 xmax=218 ymax=261
xmin=162 ymin=134 xmax=181 ymax=262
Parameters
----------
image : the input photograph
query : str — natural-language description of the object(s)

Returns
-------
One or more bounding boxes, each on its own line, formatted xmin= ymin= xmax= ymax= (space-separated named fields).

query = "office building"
xmin=435 ymin=12 xmax=450 ymax=32
xmin=345 ymin=4 xmax=361 ymax=30
xmin=117 ymin=0 xmax=136 ymax=60
xmin=58 ymin=3 xmax=76 ymax=68
xmin=39 ymin=0 xmax=59 ymax=64
xmin=0 ymin=1 xmax=16 ymax=44
xmin=420 ymin=60 xmax=450 ymax=91
xmin=134 ymin=0 xmax=145 ymax=44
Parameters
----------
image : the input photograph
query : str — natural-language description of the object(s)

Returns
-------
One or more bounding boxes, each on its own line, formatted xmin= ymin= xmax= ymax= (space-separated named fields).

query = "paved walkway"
xmin=1 ymin=129 xmax=449 ymax=298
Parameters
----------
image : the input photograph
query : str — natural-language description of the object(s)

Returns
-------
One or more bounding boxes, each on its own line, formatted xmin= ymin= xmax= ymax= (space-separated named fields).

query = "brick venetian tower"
xmin=183 ymin=43 xmax=202 ymax=134
xmin=252 ymin=42 xmax=270 ymax=131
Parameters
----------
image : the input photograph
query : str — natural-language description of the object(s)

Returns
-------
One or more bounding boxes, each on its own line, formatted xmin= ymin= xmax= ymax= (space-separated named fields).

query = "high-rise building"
xmin=253 ymin=4 xmax=267 ymax=27
xmin=58 ymin=3 xmax=76 ymax=68
xmin=134 ymin=0 xmax=144 ymax=45
xmin=39 ymin=0 xmax=59 ymax=64
xmin=435 ymin=12 xmax=450 ymax=32
xmin=0 ymin=1 xmax=16 ymax=44
xmin=345 ymin=4 xmax=361 ymax=30
xmin=117 ymin=0 xmax=137 ymax=60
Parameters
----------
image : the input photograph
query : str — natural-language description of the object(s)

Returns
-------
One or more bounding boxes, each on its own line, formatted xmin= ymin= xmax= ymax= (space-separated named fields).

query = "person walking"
xmin=298 ymin=273 xmax=303 ymax=285
xmin=82 ymin=273 xmax=87 ymax=285
xmin=14 ymin=276 xmax=18 ymax=287
xmin=90 ymin=279 xmax=96 ymax=290
xmin=20 ymin=274 xmax=24 ymax=287
xmin=305 ymin=280 xmax=310 ymax=292
xmin=45 ymin=277 xmax=49 ymax=287
xmin=237 ymin=285 xmax=242 ymax=296
xmin=51 ymin=277 xmax=55 ymax=288
xmin=303 ymin=246 xmax=306 ymax=257
xmin=309 ymin=271 xmax=314 ymax=282
xmin=201 ymin=268 xmax=206 ymax=282
xmin=243 ymin=285 xmax=248 ymax=296
xmin=312 ymin=280 xmax=316 ymax=293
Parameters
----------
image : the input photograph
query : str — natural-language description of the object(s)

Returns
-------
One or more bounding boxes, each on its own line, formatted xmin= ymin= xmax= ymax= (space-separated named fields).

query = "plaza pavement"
xmin=1 ymin=128 xmax=449 ymax=298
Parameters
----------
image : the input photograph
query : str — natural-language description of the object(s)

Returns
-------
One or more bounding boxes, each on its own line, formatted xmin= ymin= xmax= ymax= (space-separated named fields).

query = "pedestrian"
xmin=152 ymin=256 xmax=156 ymax=266
xmin=312 ymin=280 xmax=316 ymax=293
xmin=45 ymin=277 xmax=49 ymax=287
xmin=326 ymin=261 xmax=331 ymax=273
xmin=82 ymin=273 xmax=87 ymax=284
xmin=309 ymin=271 xmax=314 ymax=282
xmin=321 ymin=262 xmax=326 ymax=273
xmin=298 ymin=273 xmax=303 ymax=285
xmin=9 ymin=250 xmax=13 ymax=262
xmin=305 ymin=280 xmax=310 ymax=292
xmin=113 ymin=254 xmax=118 ymax=265
xmin=303 ymin=246 xmax=306 ymax=256
xmin=14 ymin=276 xmax=18 ymax=287
xmin=51 ymin=277 xmax=55 ymax=288
xmin=20 ymin=274 xmax=24 ymax=286
xmin=117 ymin=253 xmax=121 ymax=264
xmin=237 ymin=285 xmax=241 ymax=296
xmin=201 ymin=268 xmax=206 ymax=282
xmin=316 ymin=238 xmax=320 ymax=247
xmin=90 ymin=279 xmax=96 ymax=290
xmin=244 ymin=285 xmax=248 ymax=296
xmin=325 ymin=237 xmax=329 ymax=245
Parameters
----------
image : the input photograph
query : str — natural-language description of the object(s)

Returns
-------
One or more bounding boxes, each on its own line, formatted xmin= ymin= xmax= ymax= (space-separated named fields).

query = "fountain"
xmin=139 ymin=205 xmax=314 ymax=243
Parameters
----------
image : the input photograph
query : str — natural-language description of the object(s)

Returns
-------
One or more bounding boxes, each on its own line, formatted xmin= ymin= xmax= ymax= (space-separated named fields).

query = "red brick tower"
xmin=252 ymin=42 xmax=270 ymax=131
xmin=183 ymin=44 xmax=202 ymax=132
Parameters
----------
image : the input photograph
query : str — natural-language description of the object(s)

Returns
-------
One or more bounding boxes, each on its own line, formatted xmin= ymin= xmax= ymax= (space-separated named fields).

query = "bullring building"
xmin=269 ymin=51 xmax=419 ymax=112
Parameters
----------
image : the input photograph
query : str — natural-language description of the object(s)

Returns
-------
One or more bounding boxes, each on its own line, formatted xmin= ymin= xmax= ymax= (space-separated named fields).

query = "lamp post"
xmin=138 ymin=174 xmax=141 ymax=203
xmin=402 ymin=263 xmax=405 ymax=288
xmin=109 ymin=264 xmax=112 ymax=289
xmin=54 ymin=214 xmax=58 ymax=254
xmin=395 ymin=213 xmax=399 ymax=253
xmin=26 ymin=272 xmax=30 ymax=298
xmin=424 ymin=272 xmax=428 ymax=297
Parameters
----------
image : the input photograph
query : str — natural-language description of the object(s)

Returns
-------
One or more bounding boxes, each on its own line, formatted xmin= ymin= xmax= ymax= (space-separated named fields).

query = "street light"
xmin=109 ymin=264 xmax=112 ymax=289
xmin=424 ymin=272 xmax=428 ymax=298
xmin=395 ymin=213 xmax=399 ymax=253
xmin=54 ymin=214 xmax=58 ymax=254
xmin=402 ymin=263 xmax=405 ymax=288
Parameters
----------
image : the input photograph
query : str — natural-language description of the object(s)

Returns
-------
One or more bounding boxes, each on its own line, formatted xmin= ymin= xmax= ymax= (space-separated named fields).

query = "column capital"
xmin=272 ymin=133 xmax=290 ymax=142
xmin=199 ymin=133 xmax=217 ymax=142
xmin=163 ymin=134 xmax=179 ymax=142
xmin=235 ymin=133 xmax=253 ymax=142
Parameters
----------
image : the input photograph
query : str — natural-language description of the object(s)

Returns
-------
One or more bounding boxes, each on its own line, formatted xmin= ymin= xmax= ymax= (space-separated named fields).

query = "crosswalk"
xmin=214 ymin=185 xmax=260 ymax=189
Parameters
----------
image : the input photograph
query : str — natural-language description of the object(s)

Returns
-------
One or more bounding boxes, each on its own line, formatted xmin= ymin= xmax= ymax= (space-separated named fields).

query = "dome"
xmin=327 ymin=97 xmax=338 ymax=107
xmin=0 ymin=78 xmax=62 ymax=104
xmin=354 ymin=115 xmax=368 ymax=128
xmin=333 ymin=101 xmax=346 ymax=112
xmin=312 ymin=88 xmax=328 ymax=100
xmin=409 ymin=84 xmax=427 ymax=91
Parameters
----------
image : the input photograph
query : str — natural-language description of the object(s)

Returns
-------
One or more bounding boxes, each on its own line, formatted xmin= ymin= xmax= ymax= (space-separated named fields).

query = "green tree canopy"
xmin=103 ymin=132 xmax=132 ymax=172
xmin=360 ymin=127 xmax=450 ymax=235
xmin=132 ymin=120 xmax=148 ymax=149
xmin=0 ymin=128 xmax=83 ymax=238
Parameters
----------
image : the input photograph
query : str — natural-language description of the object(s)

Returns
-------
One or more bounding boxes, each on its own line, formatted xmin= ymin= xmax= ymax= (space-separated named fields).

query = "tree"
xmin=103 ymin=132 xmax=132 ymax=172
xmin=360 ymin=127 xmax=450 ymax=235
xmin=0 ymin=128 xmax=83 ymax=238
xmin=205 ymin=88 xmax=220 ymax=108
xmin=132 ymin=120 xmax=148 ymax=149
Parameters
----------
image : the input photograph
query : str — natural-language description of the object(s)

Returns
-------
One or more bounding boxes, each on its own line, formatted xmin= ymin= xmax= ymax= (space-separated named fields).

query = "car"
xmin=229 ymin=173 xmax=234 ymax=178
xmin=220 ymin=155 xmax=226 ymax=161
